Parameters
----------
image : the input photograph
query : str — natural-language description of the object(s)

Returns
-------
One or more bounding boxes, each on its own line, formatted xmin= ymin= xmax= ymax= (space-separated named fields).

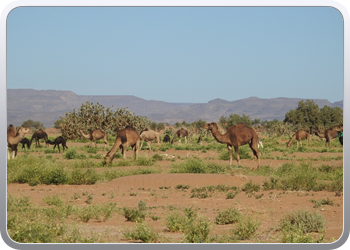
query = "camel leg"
xmin=185 ymin=137 xmax=187 ymax=144
xmin=140 ymin=140 xmax=144 ymax=150
xmin=249 ymin=142 xmax=261 ymax=169
xmin=227 ymin=145 xmax=233 ymax=166
xmin=121 ymin=146 xmax=126 ymax=159
xmin=233 ymin=146 xmax=240 ymax=166
xmin=7 ymin=146 xmax=10 ymax=160
xmin=147 ymin=142 xmax=151 ymax=151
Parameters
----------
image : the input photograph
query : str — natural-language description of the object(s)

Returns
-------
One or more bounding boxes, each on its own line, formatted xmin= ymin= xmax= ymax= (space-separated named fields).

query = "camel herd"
xmin=7 ymin=122 xmax=343 ymax=170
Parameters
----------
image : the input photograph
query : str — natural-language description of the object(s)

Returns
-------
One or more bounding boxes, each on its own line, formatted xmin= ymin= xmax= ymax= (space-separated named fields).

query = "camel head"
xmin=203 ymin=122 xmax=218 ymax=131
xmin=17 ymin=126 xmax=31 ymax=136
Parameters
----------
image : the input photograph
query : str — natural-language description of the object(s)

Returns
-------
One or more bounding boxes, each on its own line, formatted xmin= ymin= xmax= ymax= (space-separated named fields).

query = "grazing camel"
xmin=79 ymin=129 xmax=109 ymax=149
xmin=204 ymin=122 xmax=261 ymax=169
xmin=139 ymin=129 xmax=161 ymax=150
xmin=46 ymin=136 xmax=68 ymax=153
xmin=30 ymin=129 xmax=48 ymax=147
xmin=7 ymin=125 xmax=31 ymax=159
xmin=163 ymin=134 xmax=171 ymax=143
xmin=171 ymin=128 xmax=189 ymax=144
xmin=103 ymin=126 xmax=140 ymax=165
xmin=20 ymin=138 xmax=31 ymax=149
xmin=287 ymin=130 xmax=310 ymax=148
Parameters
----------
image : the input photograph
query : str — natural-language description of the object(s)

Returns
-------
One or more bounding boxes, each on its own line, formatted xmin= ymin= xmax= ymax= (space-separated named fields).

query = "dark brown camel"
xmin=79 ymin=129 xmax=109 ymax=149
xmin=20 ymin=138 xmax=31 ymax=149
xmin=103 ymin=126 xmax=140 ymax=165
xmin=204 ymin=122 xmax=261 ymax=169
xmin=30 ymin=129 xmax=48 ymax=147
xmin=139 ymin=129 xmax=161 ymax=150
xmin=287 ymin=130 xmax=310 ymax=148
xmin=7 ymin=125 xmax=31 ymax=159
xmin=46 ymin=136 xmax=68 ymax=153
xmin=163 ymin=134 xmax=171 ymax=143
xmin=171 ymin=128 xmax=189 ymax=144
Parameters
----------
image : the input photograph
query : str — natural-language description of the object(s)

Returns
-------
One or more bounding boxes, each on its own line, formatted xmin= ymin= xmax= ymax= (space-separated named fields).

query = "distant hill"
xmin=7 ymin=89 xmax=343 ymax=127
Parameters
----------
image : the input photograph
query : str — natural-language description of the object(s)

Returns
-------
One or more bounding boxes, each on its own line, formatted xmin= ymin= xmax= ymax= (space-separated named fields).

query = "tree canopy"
xmin=58 ymin=102 xmax=150 ymax=139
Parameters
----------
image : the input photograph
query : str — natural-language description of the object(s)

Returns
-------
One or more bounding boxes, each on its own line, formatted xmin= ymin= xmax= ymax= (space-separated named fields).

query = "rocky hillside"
xmin=7 ymin=89 xmax=343 ymax=127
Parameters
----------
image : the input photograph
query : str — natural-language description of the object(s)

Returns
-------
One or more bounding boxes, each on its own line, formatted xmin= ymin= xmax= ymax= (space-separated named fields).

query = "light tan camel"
xmin=171 ymin=128 xmax=189 ymax=144
xmin=139 ymin=129 xmax=161 ymax=150
xmin=204 ymin=122 xmax=261 ymax=169
xmin=30 ymin=129 xmax=48 ymax=147
xmin=287 ymin=130 xmax=310 ymax=148
xmin=7 ymin=125 xmax=31 ymax=159
xmin=103 ymin=126 xmax=140 ymax=165
xmin=79 ymin=129 xmax=109 ymax=149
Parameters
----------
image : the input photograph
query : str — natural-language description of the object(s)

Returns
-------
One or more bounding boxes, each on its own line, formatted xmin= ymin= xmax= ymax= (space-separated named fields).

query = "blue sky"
xmin=6 ymin=7 xmax=343 ymax=103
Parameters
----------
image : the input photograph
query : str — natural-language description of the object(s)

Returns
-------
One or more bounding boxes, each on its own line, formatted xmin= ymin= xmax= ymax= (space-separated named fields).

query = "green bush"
xmin=123 ymin=222 xmax=160 ymax=243
xmin=215 ymin=208 xmax=242 ymax=225
xmin=232 ymin=216 xmax=260 ymax=240
xmin=183 ymin=215 xmax=212 ymax=243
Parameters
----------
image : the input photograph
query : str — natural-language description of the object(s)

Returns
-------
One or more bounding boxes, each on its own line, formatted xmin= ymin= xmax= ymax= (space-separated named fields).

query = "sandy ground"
xmin=7 ymin=129 xmax=344 ymax=243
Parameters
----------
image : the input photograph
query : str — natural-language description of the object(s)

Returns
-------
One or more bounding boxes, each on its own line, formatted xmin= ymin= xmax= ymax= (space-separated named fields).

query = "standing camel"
xmin=171 ymin=128 xmax=189 ymax=144
xmin=103 ymin=126 xmax=140 ymax=165
xmin=287 ymin=130 xmax=310 ymax=148
xmin=204 ymin=122 xmax=261 ymax=169
xmin=79 ymin=129 xmax=109 ymax=149
xmin=7 ymin=125 xmax=31 ymax=159
xmin=139 ymin=129 xmax=161 ymax=150
xmin=30 ymin=129 xmax=48 ymax=147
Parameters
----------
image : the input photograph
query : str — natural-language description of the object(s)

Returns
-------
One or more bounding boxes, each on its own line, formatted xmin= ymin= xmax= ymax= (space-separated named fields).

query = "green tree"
xmin=21 ymin=119 xmax=45 ymax=130
xmin=59 ymin=102 xmax=150 ymax=139
xmin=219 ymin=113 xmax=252 ymax=129
xmin=284 ymin=100 xmax=343 ymax=132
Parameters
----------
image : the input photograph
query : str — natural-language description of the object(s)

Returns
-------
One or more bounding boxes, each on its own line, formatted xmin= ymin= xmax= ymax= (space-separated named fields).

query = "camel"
xmin=79 ymin=129 xmax=109 ymax=149
xmin=287 ymin=130 xmax=310 ymax=148
xmin=30 ymin=129 xmax=48 ymax=147
xmin=7 ymin=125 xmax=31 ymax=159
xmin=171 ymin=128 xmax=189 ymax=144
xmin=324 ymin=129 xmax=342 ymax=148
xmin=139 ymin=129 xmax=161 ymax=151
xmin=204 ymin=122 xmax=261 ymax=169
xmin=20 ymin=138 xmax=31 ymax=149
xmin=163 ymin=134 xmax=171 ymax=143
xmin=46 ymin=136 xmax=68 ymax=153
xmin=103 ymin=126 xmax=140 ymax=165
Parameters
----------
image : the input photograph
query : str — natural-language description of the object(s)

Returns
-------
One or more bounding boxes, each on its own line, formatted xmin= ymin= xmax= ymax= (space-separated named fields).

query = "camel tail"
xmin=287 ymin=135 xmax=296 ymax=147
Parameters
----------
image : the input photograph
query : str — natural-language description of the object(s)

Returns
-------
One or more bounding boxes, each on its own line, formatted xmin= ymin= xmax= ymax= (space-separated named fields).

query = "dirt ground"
xmin=7 ymin=129 xmax=344 ymax=243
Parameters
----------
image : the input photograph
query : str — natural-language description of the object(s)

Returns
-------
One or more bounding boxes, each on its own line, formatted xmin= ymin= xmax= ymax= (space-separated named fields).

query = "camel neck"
xmin=211 ymin=128 xmax=230 ymax=144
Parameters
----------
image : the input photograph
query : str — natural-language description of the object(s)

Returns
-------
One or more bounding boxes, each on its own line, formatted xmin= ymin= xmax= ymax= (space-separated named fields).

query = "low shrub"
xmin=215 ymin=208 xmax=242 ymax=225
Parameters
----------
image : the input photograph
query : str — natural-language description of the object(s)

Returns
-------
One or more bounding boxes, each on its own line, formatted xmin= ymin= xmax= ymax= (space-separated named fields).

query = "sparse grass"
xmin=123 ymin=222 xmax=161 ymax=243
xmin=215 ymin=208 xmax=242 ymax=225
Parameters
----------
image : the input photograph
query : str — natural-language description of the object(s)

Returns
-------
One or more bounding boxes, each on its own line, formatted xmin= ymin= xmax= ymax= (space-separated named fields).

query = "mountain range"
xmin=7 ymin=89 xmax=343 ymax=128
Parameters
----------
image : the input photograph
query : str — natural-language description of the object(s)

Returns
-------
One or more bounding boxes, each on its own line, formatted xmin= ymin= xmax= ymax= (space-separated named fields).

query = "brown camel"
xmin=204 ymin=122 xmax=261 ymax=169
xmin=46 ymin=136 xmax=68 ymax=153
xmin=287 ymin=130 xmax=310 ymax=148
xmin=103 ymin=126 xmax=140 ymax=165
xmin=79 ymin=129 xmax=109 ymax=149
xmin=171 ymin=128 xmax=189 ymax=144
xmin=139 ymin=129 xmax=161 ymax=150
xmin=324 ymin=129 xmax=342 ymax=148
xmin=7 ymin=125 xmax=31 ymax=159
xmin=30 ymin=129 xmax=48 ymax=147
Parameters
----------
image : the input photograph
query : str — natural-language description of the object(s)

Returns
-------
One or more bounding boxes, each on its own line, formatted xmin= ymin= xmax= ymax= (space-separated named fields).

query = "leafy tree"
xmin=284 ymin=100 xmax=343 ymax=132
xmin=58 ymin=102 xmax=150 ymax=139
xmin=21 ymin=119 xmax=45 ymax=130
xmin=219 ymin=113 xmax=253 ymax=129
